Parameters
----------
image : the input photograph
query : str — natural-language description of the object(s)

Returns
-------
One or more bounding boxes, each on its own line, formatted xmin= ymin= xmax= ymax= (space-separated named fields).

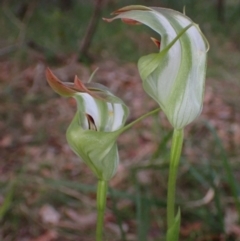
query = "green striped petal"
xmin=67 ymin=91 xmax=128 ymax=180
xmin=74 ymin=92 xmax=129 ymax=132
xmin=105 ymin=6 xmax=209 ymax=129
xmin=66 ymin=112 xmax=121 ymax=180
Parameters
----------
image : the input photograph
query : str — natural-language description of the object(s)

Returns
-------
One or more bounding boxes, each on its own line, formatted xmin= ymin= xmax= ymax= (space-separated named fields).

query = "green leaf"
xmin=166 ymin=208 xmax=181 ymax=241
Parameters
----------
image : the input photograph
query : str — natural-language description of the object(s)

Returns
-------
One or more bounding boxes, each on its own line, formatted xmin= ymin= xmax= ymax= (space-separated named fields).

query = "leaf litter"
xmin=0 ymin=56 xmax=240 ymax=240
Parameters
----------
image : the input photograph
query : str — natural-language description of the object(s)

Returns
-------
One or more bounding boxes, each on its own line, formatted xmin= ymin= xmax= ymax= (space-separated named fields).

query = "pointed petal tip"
xmin=102 ymin=17 xmax=113 ymax=23
xmin=45 ymin=67 xmax=58 ymax=85
xmin=74 ymin=75 xmax=78 ymax=82
xmin=45 ymin=67 xmax=75 ymax=97
xmin=46 ymin=67 xmax=51 ymax=73
xmin=74 ymin=75 xmax=86 ymax=91
xmin=150 ymin=37 xmax=161 ymax=49
xmin=73 ymin=75 xmax=101 ymax=100
xmin=104 ymin=5 xmax=150 ymax=24
xmin=45 ymin=67 xmax=53 ymax=80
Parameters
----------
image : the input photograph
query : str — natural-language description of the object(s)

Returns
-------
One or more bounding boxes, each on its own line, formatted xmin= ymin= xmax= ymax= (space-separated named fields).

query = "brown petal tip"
xmin=121 ymin=18 xmax=141 ymax=25
xmin=46 ymin=68 xmax=75 ymax=97
xmin=150 ymin=37 xmax=161 ymax=49
xmin=112 ymin=5 xmax=150 ymax=15
xmin=74 ymin=75 xmax=103 ymax=100
xmin=102 ymin=17 xmax=112 ymax=23
xmin=74 ymin=75 xmax=88 ymax=92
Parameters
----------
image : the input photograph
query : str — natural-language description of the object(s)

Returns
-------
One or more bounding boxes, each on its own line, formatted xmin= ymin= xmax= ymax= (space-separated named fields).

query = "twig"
xmin=78 ymin=0 xmax=105 ymax=61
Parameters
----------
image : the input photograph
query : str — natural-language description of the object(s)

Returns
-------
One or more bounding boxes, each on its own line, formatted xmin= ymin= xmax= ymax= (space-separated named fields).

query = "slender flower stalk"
xmin=166 ymin=129 xmax=184 ymax=241
xmin=96 ymin=180 xmax=108 ymax=241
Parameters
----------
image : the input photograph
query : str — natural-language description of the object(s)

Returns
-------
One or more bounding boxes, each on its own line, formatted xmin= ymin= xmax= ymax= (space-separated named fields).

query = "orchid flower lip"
xmin=86 ymin=114 xmax=97 ymax=131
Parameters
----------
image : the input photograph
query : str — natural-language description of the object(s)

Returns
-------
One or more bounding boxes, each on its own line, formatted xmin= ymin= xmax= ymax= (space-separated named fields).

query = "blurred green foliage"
xmin=0 ymin=0 xmax=240 ymax=63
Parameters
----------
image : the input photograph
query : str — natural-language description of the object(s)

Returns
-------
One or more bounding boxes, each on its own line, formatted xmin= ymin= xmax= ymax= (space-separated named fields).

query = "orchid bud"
xmin=46 ymin=69 xmax=129 ymax=180
xmin=105 ymin=6 xmax=209 ymax=129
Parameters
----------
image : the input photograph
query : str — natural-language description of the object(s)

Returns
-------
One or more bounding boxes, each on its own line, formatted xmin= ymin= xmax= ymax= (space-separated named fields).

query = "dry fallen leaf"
xmin=39 ymin=204 xmax=60 ymax=225
xmin=23 ymin=112 xmax=35 ymax=131
xmin=180 ymin=222 xmax=202 ymax=236
xmin=64 ymin=208 xmax=96 ymax=229
xmin=224 ymin=207 xmax=239 ymax=235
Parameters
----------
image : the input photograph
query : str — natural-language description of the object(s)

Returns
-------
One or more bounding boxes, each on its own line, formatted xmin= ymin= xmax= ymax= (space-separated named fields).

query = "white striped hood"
xmin=105 ymin=5 xmax=209 ymax=129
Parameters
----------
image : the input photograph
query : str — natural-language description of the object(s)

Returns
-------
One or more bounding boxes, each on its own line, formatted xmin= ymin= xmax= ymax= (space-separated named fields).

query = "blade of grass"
xmin=109 ymin=187 xmax=127 ymax=241
xmin=41 ymin=177 xmax=166 ymax=206
xmin=150 ymin=130 xmax=173 ymax=163
xmin=205 ymin=121 xmax=240 ymax=221
xmin=130 ymin=162 xmax=168 ymax=241
xmin=134 ymin=175 xmax=150 ymax=241
xmin=0 ymin=181 xmax=15 ymax=221
xmin=207 ymin=163 xmax=224 ymax=233
xmin=187 ymin=163 xmax=209 ymax=188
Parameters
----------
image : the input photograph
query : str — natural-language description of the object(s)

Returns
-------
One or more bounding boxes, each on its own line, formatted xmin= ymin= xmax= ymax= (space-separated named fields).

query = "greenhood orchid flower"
xmin=104 ymin=5 xmax=209 ymax=129
xmin=46 ymin=68 xmax=129 ymax=181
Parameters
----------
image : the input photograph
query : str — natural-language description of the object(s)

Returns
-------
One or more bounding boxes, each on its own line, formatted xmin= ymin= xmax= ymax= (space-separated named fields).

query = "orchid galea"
xmin=105 ymin=5 xmax=209 ymax=129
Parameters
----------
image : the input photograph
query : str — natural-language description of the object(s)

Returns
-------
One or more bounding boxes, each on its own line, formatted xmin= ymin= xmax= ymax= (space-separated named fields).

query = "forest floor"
xmin=1 ymin=40 xmax=240 ymax=240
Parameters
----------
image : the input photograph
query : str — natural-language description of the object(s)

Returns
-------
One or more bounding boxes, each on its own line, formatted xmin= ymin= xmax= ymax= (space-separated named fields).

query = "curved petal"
xmin=75 ymin=92 xmax=129 ymax=132
xmin=111 ymin=103 xmax=128 ymax=131
xmin=66 ymin=112 xmax=121 ymax=180
xmin=105 ymin=5 xmax=209 ymax=129
xmin=46 ymin=68 xmax=76 ymax=97
xmin=76 ymin=93 xmax=101 ymax=130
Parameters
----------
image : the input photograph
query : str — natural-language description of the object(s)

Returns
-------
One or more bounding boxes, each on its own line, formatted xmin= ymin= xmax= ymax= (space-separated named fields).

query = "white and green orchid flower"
xmin=46 ymin=68 xmax=129 ymax=180
xmin=105 ymin=5 xmax=209 ymax=129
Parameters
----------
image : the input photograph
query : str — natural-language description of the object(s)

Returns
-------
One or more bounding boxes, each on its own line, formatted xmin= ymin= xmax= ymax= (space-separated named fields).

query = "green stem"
xmin=96 ymin=180 xmax=108 ymax=241
xmin=119 ymin=108 xmax=161 ymax=134
xmin=167 ymin=129 xmax=184 ymax=229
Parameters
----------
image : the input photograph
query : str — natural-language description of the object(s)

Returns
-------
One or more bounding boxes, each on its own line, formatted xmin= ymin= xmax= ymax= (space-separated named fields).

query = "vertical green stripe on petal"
xmin=74 ymin=92 xmax=128 ymax=132
xmin=98 ymin=100 xmax=111 ymax=131
xmin=101 ymin=143 xmax=119 ymax=180
xmin=105 ymin=102 xmax=114 ymax=131
xmin=112 ymin=103 xmax=125 ymax=131
xmin=163 ymin=13 xmax=206 ymax=128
